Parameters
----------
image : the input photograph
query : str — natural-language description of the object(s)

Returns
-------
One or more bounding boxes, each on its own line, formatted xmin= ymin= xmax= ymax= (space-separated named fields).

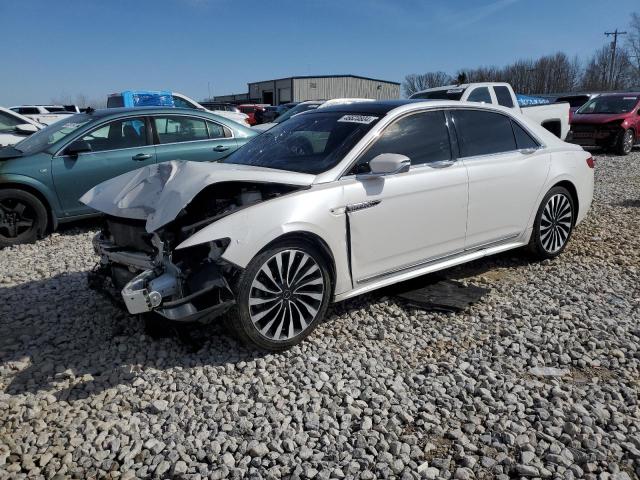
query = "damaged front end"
xmin=84 ymin=160 xmax=312 ymax=322
xmin=91 ymin=219 xmax=236 ymax=322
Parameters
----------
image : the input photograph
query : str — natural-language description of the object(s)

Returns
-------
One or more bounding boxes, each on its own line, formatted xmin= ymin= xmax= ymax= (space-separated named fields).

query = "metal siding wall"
xmin=293 ymin=77 xmax=399 ymax=101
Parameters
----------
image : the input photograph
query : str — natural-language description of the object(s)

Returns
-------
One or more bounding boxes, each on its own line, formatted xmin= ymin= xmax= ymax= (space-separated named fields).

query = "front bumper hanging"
xmin=91 ymin=233 xmax=235 ymax=323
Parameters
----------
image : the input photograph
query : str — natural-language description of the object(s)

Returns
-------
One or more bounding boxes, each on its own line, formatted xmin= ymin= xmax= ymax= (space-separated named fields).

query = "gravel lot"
xmin=1 ymin=151 xmax=639 ymax=480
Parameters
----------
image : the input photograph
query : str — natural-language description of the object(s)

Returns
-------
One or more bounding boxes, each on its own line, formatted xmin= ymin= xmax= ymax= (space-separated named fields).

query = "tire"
xmin=527 ymin=186 xmax=575 ymax=260
xmin=0 ymin=189 xmax=48 ymax=247
xmin=615 ymin=129 xmax=635 ymax=156
xmin=227 ymin=241 xmax=332 ymax=351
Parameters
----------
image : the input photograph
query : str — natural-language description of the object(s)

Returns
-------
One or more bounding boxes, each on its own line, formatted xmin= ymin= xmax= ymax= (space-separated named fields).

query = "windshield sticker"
xmin=623 ymin=97 xmax=637 ymax=100
xmin=447 ymin=88 xmax=465 ymax=93
xmin=61 ymin=123 xmax=83 ymax=129
xmin=337 ymin=115 xmax=378 ymax=124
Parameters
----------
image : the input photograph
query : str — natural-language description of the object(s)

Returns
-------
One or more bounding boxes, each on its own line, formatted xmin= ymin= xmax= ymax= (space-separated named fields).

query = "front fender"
xmin=177 ymin=186 xmax=353 ymax=295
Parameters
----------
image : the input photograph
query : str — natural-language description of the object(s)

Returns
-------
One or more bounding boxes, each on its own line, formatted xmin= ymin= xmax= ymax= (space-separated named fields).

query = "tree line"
xmin=404 ymin=12 xmax=640 ymax=97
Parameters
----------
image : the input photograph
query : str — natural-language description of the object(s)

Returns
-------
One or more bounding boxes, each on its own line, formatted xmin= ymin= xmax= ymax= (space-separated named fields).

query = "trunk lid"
xmin=80 ymin=160 xmax=315 ymax=233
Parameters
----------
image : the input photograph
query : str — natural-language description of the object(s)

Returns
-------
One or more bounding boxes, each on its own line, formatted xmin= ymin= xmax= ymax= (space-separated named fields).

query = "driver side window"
xmin=352 ymin=111 xmax=452 ymax=173
xmin=79 ymin=118 xmax=147 ymax=152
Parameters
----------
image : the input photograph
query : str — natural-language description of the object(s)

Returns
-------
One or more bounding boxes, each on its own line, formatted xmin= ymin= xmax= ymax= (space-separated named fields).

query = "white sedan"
xmin=0 ymin=107 xmax=42 ymax=147
xmin=84 ymin=100 xmax=594 ymax=350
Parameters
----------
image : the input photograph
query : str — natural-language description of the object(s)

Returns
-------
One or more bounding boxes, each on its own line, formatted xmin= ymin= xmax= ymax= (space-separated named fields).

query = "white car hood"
xmin=80 ymin=160 xmax=315 ymax=232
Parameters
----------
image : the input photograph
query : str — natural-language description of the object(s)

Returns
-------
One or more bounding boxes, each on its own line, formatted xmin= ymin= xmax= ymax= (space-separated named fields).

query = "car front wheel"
xmin=0 ymin=189 xmax=48 ymax=248
xmin=615 ymin=129 xmax=635 ymax=156
xmin=228 ymin=241 xmax=332 ymax=350
xmin=528 ymin=186 xmax=575 ymax=260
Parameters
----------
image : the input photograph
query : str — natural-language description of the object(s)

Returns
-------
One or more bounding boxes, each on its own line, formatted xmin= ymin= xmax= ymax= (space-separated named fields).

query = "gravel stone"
xmin=1 ymin=152 xmax=639 ymax=478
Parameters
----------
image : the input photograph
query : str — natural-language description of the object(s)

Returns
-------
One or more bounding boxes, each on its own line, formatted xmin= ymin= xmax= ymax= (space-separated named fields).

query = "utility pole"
xmin=605 ymin=29 xmax=627 ymax=89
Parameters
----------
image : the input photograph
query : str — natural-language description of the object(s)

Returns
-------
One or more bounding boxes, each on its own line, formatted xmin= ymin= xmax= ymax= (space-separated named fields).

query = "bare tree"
xmin=582 ymin=45 xmax=633 ymax=90
xmin=402 ymin=71 xmax=452 ymax=97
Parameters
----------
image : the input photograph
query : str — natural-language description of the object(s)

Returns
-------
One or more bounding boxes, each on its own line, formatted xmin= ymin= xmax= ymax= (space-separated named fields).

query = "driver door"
xmin=52 ymin=116 xmax=156 ymax=217
xmin=341 ymin=110 xmax=469 ymax=284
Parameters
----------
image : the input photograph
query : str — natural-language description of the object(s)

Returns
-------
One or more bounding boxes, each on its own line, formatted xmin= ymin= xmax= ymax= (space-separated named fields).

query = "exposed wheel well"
xmin=552 ymin=180 xmax=579 ymax=222
xmin=0 ymin=183 xmax=56 ymax=231
xmin=541 ymin=120 xmax=562 ymax=138
xmin=260 ymin=232 xmax=337 ymax=288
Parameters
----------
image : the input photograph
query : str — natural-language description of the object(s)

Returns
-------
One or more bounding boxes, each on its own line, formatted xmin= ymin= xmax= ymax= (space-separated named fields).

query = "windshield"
xmin=224 ymin=111 xmax=380 ymax=174
xmin=13 ymin=113 xmax=92 ymax=154
xmin=411 ymin=88 xmax=465 ymax=100
xmin=577 ymin=95 xmax=639 ymax=114
xmin=273 ymin=102 xmax=321 ymax=124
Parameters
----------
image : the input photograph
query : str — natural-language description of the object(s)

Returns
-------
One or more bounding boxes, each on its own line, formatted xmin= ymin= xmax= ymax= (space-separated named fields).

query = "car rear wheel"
xmin=0 ymin=189 xmax=48 ymax=247
xmin=228 ymin=241 xmax=332 ymax=350
xmin=528 ymin=186 xmax=574 ymax=260
xmin=615 ymin=129 xmax=635 ymax=156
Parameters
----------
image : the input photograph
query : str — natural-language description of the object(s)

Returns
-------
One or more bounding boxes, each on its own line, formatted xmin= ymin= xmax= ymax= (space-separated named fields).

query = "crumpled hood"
xmin=80 ymin=160 xmax=315 ymax=232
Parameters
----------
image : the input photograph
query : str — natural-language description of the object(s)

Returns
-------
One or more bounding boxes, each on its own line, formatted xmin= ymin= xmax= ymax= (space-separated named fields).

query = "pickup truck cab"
xmin=411 ymin=82 xmax=570 ymax=140
xmin=107 ymin=91 xmax=250 ymax=126
xmin=10 ymin=105 xmax=75 ymax=126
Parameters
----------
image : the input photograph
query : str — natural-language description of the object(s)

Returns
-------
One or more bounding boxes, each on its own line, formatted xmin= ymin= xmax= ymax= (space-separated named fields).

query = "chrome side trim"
xmin=345 ymin=200 xmax=381 ymax=213
xmin=356 ymin=233 xmax=520 ymax=284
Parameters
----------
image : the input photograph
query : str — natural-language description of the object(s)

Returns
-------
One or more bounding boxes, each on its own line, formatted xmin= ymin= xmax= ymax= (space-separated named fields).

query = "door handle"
xmin=213 ymin=145 xmax=229 ymax=152
xmin=132 ymin=153 xmax=152 ymax=161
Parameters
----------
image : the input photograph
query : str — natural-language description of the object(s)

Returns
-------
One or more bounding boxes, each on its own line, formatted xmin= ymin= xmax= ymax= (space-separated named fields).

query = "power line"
xmin=605 ymin=29 xmax=627 ymax=88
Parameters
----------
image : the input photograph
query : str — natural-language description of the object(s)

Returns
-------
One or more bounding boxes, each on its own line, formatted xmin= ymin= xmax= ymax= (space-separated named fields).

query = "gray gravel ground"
xmin=1 ymin=151 xmax=639 ymax=480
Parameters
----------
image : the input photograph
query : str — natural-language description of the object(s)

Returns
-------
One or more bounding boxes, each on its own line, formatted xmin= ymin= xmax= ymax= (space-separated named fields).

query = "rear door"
xmin=151 ymin=114 xmax=238 ymax=164
xmin=451 ymin=108 xmax=550 ymax=248
xmin=52 ymin=116 xmax=156 ymax=216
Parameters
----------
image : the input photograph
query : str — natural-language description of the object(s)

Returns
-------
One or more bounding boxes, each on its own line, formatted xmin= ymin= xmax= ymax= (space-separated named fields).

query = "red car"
xmin=568 ymin=93 xmax=640 ymax=155
xmin=238 ymin=104 xmax=267 ymax=126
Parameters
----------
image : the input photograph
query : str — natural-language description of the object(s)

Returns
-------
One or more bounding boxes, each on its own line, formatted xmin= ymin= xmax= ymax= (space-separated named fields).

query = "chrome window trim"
xmin=54 ymin=112 xmax=234 ymax=157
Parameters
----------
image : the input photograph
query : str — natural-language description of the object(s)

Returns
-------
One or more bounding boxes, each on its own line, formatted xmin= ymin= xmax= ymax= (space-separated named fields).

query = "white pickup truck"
xmin=9 ymin=105 xmax=75 ymax=126
xmin=410 ymin=82 xmax=570 ymax=140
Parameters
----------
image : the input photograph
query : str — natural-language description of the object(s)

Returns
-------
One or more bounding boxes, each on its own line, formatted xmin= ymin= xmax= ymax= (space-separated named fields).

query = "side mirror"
xmin=65 ymin=140 xmax=92 ymax=157
xmin=15 ymin=123 xmax=38 ymax=135
xmin=360 ymin=153 xmax=411 ymax=178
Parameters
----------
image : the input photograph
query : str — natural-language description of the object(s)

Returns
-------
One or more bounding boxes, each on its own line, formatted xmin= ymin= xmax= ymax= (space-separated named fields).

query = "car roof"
xmin=310 ymin=99 xmax=425 ymax=115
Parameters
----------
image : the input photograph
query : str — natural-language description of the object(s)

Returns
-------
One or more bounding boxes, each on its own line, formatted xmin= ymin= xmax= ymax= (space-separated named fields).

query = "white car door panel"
xmin=339 ymin=110 xmax=469 ymax=284
xmin=451 ymin=108 xmax=550 ymax=248
xmin=464 ymin=151 xmax=550 ymax=247
xmin=344 ymin=164 xmax=468 ymax=283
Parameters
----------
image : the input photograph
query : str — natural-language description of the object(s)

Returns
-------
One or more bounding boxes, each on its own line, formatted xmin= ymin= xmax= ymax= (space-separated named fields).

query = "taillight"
xmin=586 ymin=156 xmax=595 ymax=169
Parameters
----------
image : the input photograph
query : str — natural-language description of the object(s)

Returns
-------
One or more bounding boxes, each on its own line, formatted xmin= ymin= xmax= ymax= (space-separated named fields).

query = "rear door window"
xmin=154 ymin=115 xmax=209 ymax=143
xmin=467 ymin=87 xmax=492 ymax=104
xmin=494 ymin=86 xmax=514 ymax=108
xmin=206 ymin=121 xmax=227 ymax=139
xmin=452 ymin=110 xmax=517 ymax=157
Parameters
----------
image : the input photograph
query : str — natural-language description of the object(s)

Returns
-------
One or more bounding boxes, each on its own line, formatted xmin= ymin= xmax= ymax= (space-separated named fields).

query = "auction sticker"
xmin=337 ymin=115 xmax=378 ymax=124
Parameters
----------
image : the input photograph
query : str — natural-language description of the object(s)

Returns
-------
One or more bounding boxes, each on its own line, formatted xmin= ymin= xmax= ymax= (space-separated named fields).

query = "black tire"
xmin=227 ymin=240 xmax=332 ymax=351
xmin=0 ymin=189 xmax=48 ymax=247
xmin=615 ymin=129 xmax=635 ymax=156
xmin=528 ymin=186 xmax=575 ymax=260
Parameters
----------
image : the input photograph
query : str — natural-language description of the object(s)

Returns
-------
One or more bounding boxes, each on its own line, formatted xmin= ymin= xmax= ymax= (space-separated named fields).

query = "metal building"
xmin=214 ymin=75 xmax=400 ymax=105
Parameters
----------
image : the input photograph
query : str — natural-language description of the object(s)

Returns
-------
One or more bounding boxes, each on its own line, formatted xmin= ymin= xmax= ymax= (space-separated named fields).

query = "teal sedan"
xmin=0 ymin=107 xmax=256 ymax=246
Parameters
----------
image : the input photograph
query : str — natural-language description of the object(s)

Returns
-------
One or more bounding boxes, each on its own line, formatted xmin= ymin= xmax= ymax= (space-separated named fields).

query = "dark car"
xmin=567 ymin=93 xmax=640 ymax=155
xmin=262 ymin=103 xmax=299 ymax=123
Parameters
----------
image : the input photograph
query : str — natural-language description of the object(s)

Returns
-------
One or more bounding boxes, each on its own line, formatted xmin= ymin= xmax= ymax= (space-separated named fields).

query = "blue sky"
xmin=1 ymin=0 xmax=638 ymax=105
